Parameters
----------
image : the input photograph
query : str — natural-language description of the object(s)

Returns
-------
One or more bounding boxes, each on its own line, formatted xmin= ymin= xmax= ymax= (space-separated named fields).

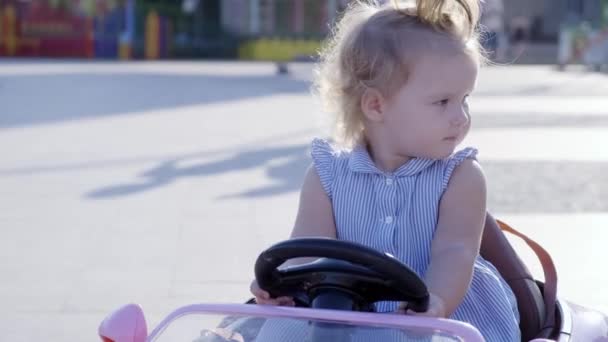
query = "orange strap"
xmin=497 ymin=220 xmax=557 ymax=333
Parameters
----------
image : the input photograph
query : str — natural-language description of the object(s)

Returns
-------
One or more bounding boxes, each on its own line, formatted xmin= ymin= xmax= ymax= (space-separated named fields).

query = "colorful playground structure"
xmin=556 ymin=0 xmax=608 ymax=70
xmin=0 ymin=0 xmax=330 ymax=61
xmin=558 ymin=23 xmax=608 ymax=70
xmin=0 ymin=0 xmax=188 ymax=59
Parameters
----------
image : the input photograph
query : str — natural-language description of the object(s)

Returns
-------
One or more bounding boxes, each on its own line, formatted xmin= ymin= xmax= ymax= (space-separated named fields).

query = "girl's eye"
xmin=435 ymin=99 xmax=449 ymax=106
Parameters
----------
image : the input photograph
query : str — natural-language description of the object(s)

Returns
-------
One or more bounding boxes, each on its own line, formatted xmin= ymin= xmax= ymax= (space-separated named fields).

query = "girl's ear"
xmin=361 ymin=88 xmax=387 ymax=122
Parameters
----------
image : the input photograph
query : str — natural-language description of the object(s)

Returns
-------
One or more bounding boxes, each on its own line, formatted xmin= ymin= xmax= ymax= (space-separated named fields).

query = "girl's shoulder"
xmin=310 ymin=138 xmax=352 ymax=167
xmin=440 ymin=147 xmax=480 ymax=192
xmin=310 ymin=138 xmax=352 ymax=200
xmin=311 ymin=138 xmax=349 ymax=156
xmin=445 ymin=147 xmax=478 ymax=165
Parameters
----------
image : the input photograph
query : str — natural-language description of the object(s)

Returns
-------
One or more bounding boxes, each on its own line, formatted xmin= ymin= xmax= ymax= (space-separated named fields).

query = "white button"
xmin=385 ymin=216 xmax=393 ymax=224
xmin=386 ymin=178 xmax=393 ymax=186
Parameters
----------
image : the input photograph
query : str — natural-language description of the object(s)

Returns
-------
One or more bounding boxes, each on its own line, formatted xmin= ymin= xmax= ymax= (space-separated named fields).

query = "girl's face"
xmin=380 ymin=51 xmax=478 ymax=160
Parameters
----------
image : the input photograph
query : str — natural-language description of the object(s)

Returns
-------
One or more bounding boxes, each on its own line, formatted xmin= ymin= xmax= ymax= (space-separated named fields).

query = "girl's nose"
xmin=450 ymin=106 xmax=470 ymax=127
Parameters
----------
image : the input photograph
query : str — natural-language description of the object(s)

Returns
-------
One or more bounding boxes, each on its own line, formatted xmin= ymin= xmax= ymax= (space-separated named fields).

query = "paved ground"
xmin=0 ymin=60 xmax=607 ymax=341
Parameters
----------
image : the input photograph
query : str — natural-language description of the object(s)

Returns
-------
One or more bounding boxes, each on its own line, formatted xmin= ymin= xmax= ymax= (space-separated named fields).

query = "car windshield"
xmin=152 ymin=313 xmax=462 ymax=342
xmin=149 ymin=305 xmax=482 ymax=342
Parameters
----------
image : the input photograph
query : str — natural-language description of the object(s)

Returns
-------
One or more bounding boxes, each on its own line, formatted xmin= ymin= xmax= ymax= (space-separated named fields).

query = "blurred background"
xmin=1 ymin=0 xmax=607 ymax=341
xmin=0 ymin=0 xmax=606 ymax=64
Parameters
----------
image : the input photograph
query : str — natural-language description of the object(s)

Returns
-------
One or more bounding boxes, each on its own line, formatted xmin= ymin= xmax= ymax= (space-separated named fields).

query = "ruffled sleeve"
xmin=442 ymin=147 xmax=479 ymax=192
xmin=310 ymin=138 xmax=337 ymax=200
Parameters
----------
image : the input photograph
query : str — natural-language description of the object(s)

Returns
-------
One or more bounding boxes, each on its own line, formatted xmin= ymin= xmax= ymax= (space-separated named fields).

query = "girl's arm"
xmin=250 ymin=164 xmax=337 ymax=304
xmin=423 ymin=159 xmax=487 ymax=317
xmin=284 ymin=164 xmax=337 ymax=266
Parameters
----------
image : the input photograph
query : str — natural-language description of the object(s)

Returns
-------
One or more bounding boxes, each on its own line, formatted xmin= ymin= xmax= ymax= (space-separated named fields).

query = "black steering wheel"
xmin=254 ymin=238 xmax=429 ymax=313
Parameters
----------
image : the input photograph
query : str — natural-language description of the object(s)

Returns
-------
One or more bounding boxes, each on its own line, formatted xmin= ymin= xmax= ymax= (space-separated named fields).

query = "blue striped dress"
xmin=255 ymin=139 xmax=520 ymax=342
xmin=311 ymin=138 xmax=520 ymax=341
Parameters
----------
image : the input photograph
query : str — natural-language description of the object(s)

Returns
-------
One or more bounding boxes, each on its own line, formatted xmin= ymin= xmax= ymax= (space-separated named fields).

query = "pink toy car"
xmin=99 ymin=215 xmax=608 ymax=341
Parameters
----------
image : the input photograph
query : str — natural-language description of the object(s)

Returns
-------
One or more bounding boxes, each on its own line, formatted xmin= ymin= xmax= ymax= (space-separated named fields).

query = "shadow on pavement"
xmin=86 ymin=144 xmax=310 ymax=199
xmin=0 ymin=71 xmax=310 ymax=128
xmin=85 ymin=143 xmax=608 ymax=214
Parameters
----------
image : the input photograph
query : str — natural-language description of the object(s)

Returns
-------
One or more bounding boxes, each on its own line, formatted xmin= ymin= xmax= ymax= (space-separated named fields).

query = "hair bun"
xmin=392 ymin=0 xmax=479 ymax=38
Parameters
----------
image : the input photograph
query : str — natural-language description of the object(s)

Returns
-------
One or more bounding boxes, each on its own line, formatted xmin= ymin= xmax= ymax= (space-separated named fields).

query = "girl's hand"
xmin=396 ymin=293 xmax=447 ymax=318
xmin=250 ymin=279 xmax=295 ymax=306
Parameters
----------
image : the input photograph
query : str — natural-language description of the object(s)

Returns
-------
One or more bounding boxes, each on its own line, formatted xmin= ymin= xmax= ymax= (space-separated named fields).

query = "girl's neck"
xmin=363 ymin=136 xmax=412 ymax=173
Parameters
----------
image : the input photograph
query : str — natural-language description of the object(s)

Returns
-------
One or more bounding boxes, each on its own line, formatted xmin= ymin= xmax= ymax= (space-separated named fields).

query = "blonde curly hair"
xmin=312 ymin=0 xmax=484 ymax=148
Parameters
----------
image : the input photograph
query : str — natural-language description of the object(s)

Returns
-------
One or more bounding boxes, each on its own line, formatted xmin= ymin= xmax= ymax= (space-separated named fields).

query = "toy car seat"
xmin=481 ymin=214 xmax=558 ymax=341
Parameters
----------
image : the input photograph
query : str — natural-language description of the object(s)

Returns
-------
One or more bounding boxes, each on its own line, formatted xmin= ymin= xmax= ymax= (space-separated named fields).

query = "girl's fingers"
xmin=251 ymin=287 xmax=270 ymax=300
xmin=256 ymin=297 xmax=280 ymax=305
xmin=250 ymin=281 xmax=293 ymax=306
xmin=395 ymin=302 xmax=407 ymax=314
xmin=405 ymin=308 xmax=436 ymax=317
xmin=276 ymin=296 xmax=295 ymax=306
xmin=255 ymin=294 xmax=294 ymax=306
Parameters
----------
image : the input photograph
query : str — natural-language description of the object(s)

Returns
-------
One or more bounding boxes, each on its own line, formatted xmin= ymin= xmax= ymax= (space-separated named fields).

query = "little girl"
xmin=251 ymin=0 xmax=520 ymax=340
